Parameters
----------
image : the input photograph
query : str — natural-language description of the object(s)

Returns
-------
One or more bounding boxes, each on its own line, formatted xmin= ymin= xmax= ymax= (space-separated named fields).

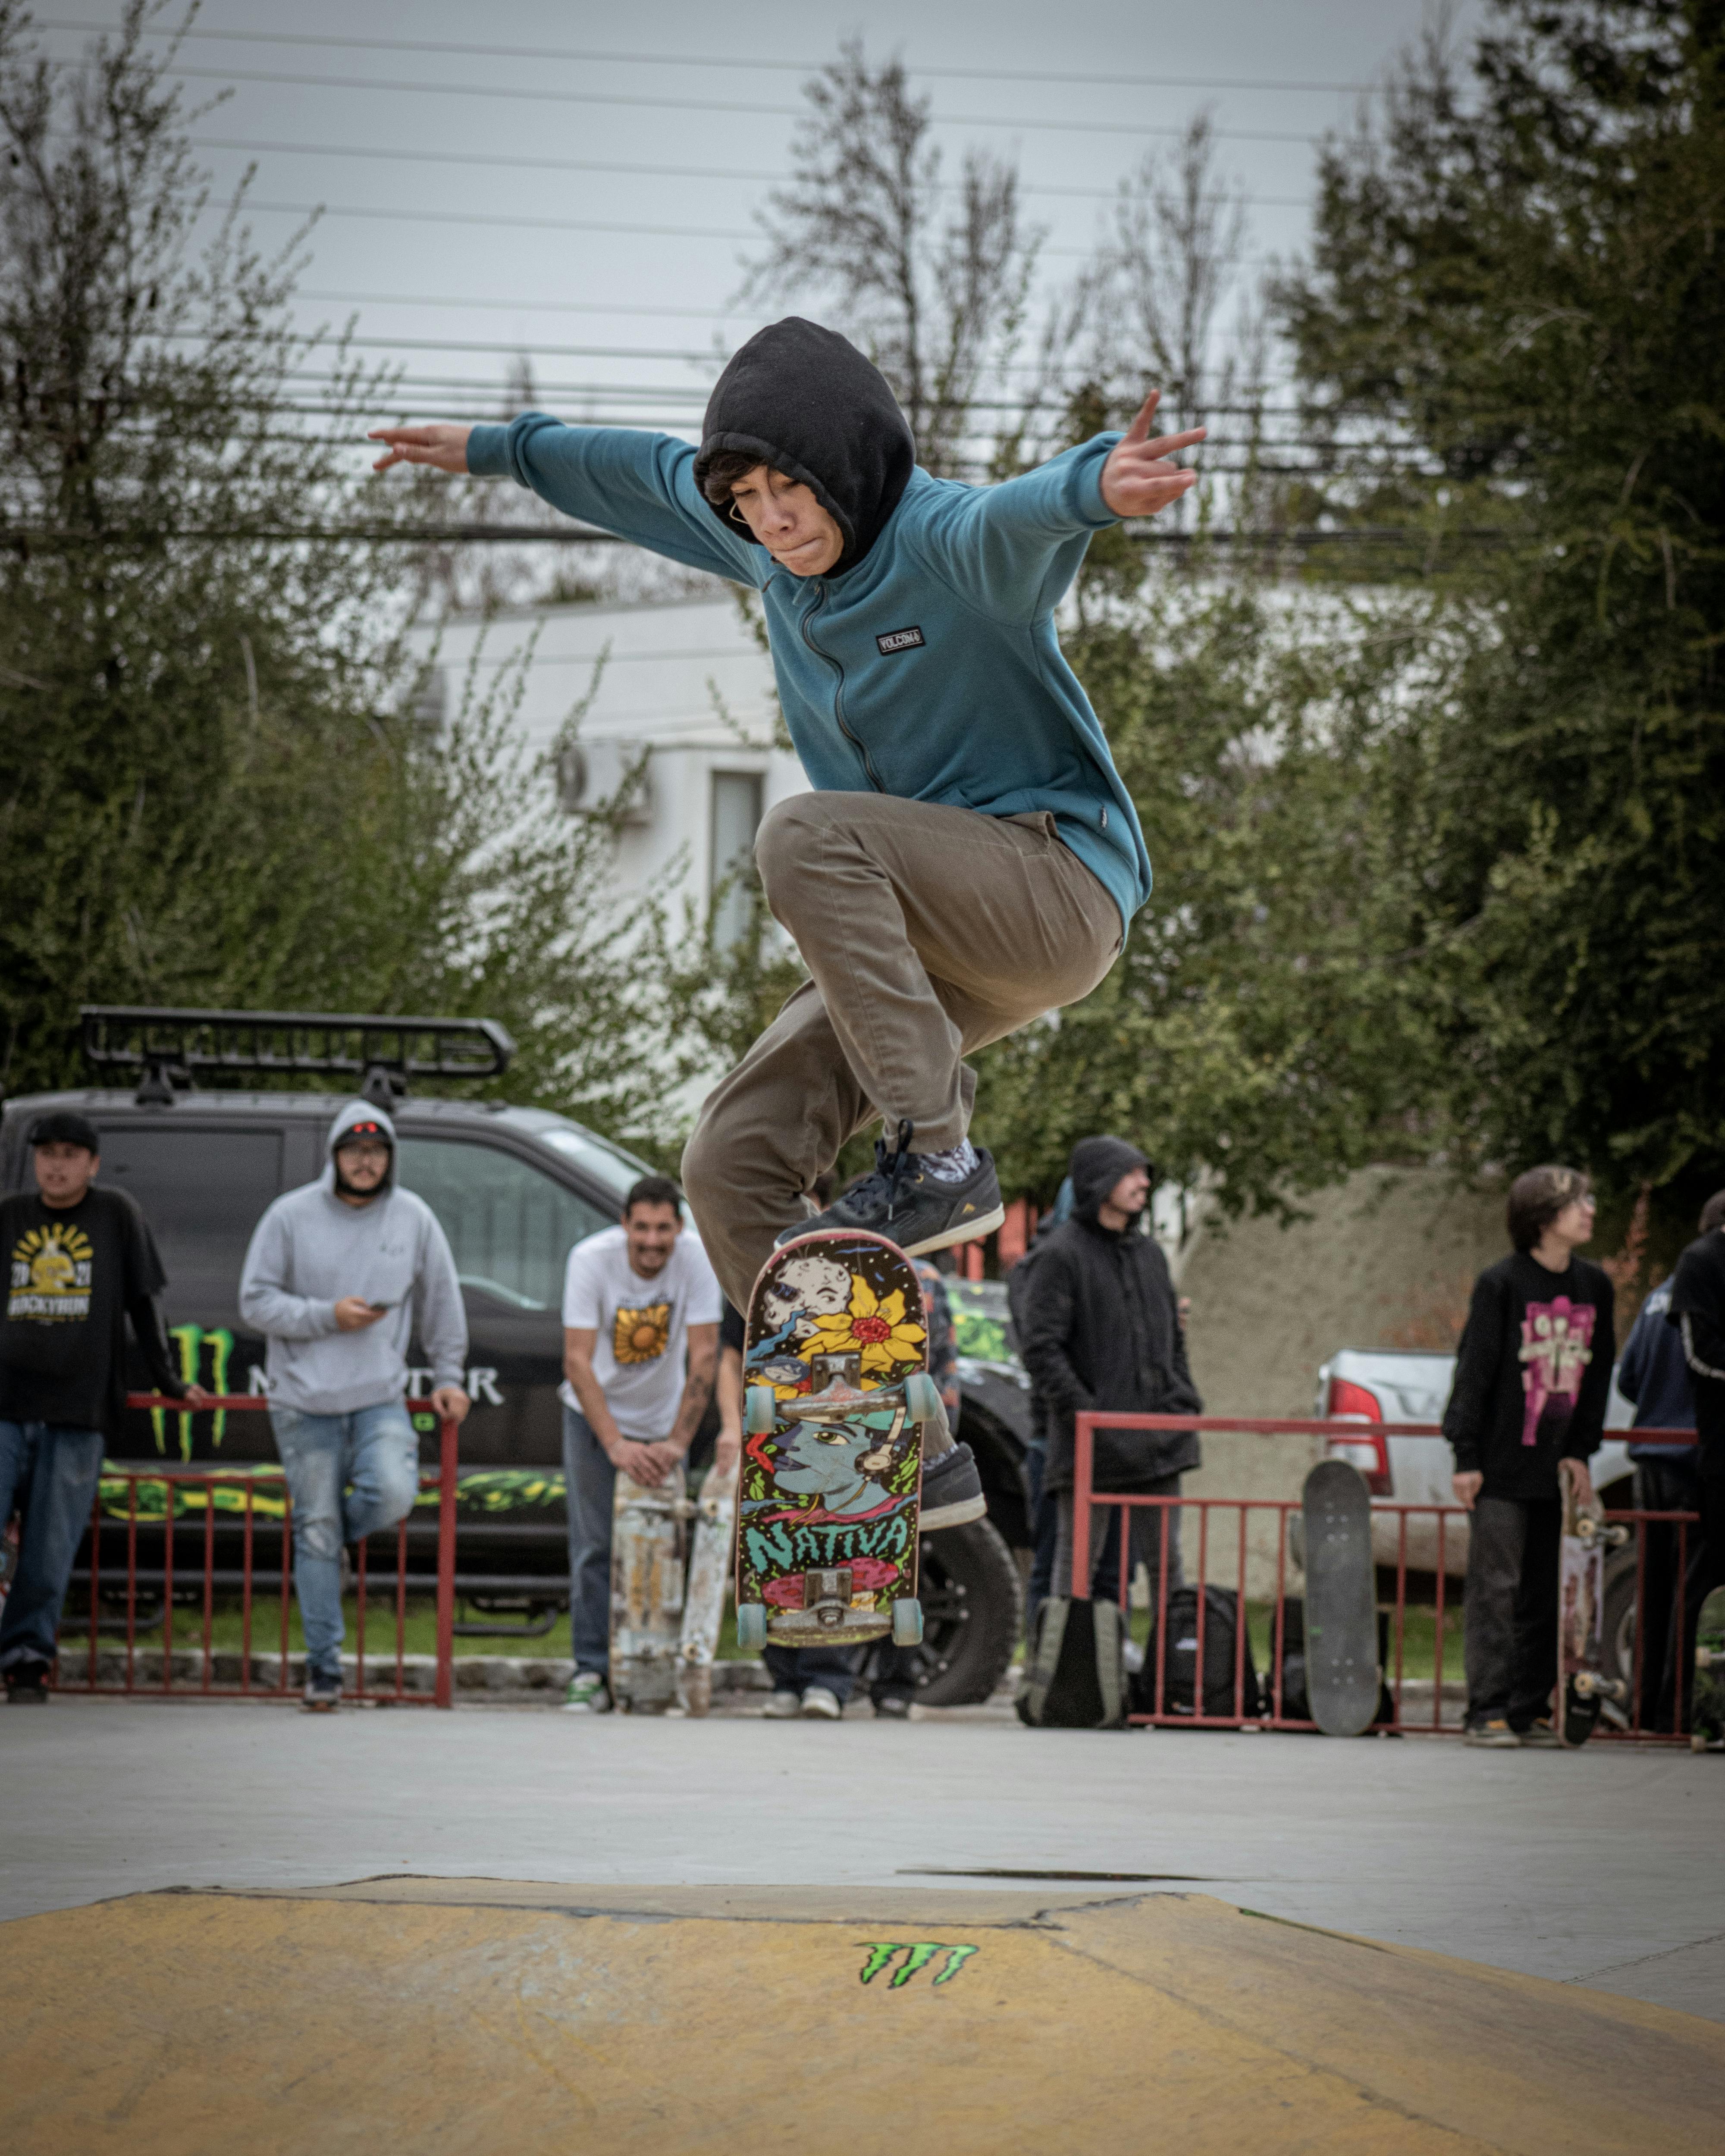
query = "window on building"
xmin=395 ymin=1138 xmax=612 ymax=1312
xmin=709 ymin=769 xmax=764 ymax=951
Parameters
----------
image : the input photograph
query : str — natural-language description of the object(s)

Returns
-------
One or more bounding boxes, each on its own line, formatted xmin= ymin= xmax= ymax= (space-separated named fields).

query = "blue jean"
xmin=0 ymin=1421 xmax=105 ymax=1672
xmin=564 ymin=1405 xmax=616 ymax=1677
xmin=764 ymin=1644 xmax=858 ymax=1704
xmin=271 ymin=1403 xmax=420 ymax=1679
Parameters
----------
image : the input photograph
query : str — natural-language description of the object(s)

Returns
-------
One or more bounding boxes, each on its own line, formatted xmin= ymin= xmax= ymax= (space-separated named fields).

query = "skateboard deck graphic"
xmin=1301 ymin=1460 xmax=1380 ymax=1737
xmin=1690 ymin=1586 xmax=1725 ymax=1752
xmin=1557 ymin=1475 xmax=1628 ymax=1746
xmin=610 ymin=1464 xmax=688 ymax=1713
xmin=736 ymin=1231 xmax=935 ymax=1652
xmin=677 ymin=1459 xmax=737 ymax=1716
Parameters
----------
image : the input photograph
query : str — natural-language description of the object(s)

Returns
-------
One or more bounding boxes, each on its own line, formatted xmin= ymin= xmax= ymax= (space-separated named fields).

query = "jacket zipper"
xmin=802 ymin=583 xmax=884 ymax=791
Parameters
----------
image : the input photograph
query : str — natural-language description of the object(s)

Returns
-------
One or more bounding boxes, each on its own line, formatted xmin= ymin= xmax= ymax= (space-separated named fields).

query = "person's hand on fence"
xmin=334 ymin=1295 xmax=387 ymax=1332
xmin=1451 ymin=1470 xmax=1483 ymax=1511
xmin=430 ymin=1384 xmax=470 ymax=1426
xmin=1098 ymin=390 xmax=1205 ymax=519
xmin=610 ymin=1437 xmax=674 ymax=1487
xmin=369 ymin=423 xmax=474 ymax=474
xmin=182 ymin=1382 xmax=213 ymax=1407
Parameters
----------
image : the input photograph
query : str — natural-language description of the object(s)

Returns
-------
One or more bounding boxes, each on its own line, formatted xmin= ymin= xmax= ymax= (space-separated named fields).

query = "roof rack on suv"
xmin=79 ymin=1006 xmax=517 ymax=1109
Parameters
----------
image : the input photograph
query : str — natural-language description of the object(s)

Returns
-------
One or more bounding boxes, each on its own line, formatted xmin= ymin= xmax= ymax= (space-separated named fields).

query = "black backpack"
xmin=1270 ymin=1598 xmax=1396 ymax=1728
xmin=1134 ymin=1585 xmax=1260 ymax=1720
xmin=1016 ymin=1598 xmax=1127 ymax=1729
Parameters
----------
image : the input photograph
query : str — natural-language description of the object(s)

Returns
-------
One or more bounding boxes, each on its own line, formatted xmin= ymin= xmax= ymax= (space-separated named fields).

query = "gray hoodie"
xmin=238 ymin=1101 xmax=467 ymax=1416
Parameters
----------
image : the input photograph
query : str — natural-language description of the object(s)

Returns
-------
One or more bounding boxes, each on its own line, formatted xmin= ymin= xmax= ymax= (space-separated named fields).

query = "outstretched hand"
xmin=369 ymin=423 xmax=474 ymax=475
xmin=1098 ymin=391 xmax=1205 ymax=520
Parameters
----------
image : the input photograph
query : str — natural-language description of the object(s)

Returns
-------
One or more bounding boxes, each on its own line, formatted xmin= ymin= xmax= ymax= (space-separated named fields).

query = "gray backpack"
xmin=1016 ymin=1597 xmax=1127 ymax=1729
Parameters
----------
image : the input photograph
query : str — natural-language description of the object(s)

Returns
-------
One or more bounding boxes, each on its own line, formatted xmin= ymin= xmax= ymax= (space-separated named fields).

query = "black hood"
xmin=693 ymin=317 xmax=916 ymax=574
xmin=1068 ymin=1136 xmax=1149 ymax=1225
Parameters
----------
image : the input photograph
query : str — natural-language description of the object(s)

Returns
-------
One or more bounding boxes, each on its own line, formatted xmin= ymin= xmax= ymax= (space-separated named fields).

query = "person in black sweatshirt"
xmin=1019 ymin=1136 xmax=1201 ymax=1615
xmin=1443 ymin=1164 xmax=1615 ymax=1747
xmin=1662 ymin=1186 xmax=1725 ymax=1728
xmin=0 ymin=1111 xmax=204 ymax=1702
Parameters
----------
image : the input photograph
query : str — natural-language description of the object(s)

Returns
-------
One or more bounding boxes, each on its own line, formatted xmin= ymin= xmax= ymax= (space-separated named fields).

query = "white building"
xmin=414 ymin=591 xmax=809 ymax=944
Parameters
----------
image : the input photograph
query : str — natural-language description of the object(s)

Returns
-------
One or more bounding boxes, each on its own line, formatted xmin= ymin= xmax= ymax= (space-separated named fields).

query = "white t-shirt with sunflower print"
xmin=558 ymin=1225 xmax=721 ymax=1438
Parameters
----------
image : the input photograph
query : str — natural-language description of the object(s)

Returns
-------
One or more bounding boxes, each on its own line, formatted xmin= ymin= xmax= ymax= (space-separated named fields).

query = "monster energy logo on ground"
xmin=151 ymin=1325 xmax=235 ymax=1460
xmin=858 ymin=1942 xmax=979 ymax=1988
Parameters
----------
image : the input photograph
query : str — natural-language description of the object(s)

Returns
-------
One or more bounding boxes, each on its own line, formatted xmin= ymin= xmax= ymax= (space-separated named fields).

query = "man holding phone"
xmin=239 ymin=1100 xmax=469 ymax=1710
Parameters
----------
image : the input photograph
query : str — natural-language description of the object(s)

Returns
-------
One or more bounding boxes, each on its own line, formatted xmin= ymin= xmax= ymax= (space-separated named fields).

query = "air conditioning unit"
xmin=554 ymin=738 xmax=653 ymax=827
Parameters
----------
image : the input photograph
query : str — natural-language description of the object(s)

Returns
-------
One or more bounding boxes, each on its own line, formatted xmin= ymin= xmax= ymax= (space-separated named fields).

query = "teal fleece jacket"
xmin=467 ymin=416 xmax=1153 ymax=933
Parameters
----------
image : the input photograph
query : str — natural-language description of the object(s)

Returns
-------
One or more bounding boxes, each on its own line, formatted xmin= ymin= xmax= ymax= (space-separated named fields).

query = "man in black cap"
xmin=368 ymin=326 xmax=1199 ymax=1332
xmin=1018 ymin=1137 xmax=1201 ymax=1616
xmin=0 ymin=1112 xmax=205 ymax=1701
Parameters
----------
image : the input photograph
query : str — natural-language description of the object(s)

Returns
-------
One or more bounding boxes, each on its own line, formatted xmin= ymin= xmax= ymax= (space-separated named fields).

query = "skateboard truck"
xmin=803 ymin=1567 xmax=855 ymax=1628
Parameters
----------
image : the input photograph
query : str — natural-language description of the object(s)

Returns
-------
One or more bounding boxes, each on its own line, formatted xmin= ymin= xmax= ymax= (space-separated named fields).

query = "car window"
xmin=96 ymin=1124 xmax=285 ymax=1301
xmin=946 ymin=1279 xmax=1015 ymax=1364
xmin=396 ymin=1137 xmax=612 ymax=1312
xmin=535 ymin=1125 xmax=651 ymax=1202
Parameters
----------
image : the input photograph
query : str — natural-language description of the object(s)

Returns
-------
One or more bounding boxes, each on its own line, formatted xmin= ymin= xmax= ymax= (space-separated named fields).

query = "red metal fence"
xmin=1072 ymin=1412 xmax=1701 ymax=1741
xmin=49 ymin=1395 xmax=459 ymax=1707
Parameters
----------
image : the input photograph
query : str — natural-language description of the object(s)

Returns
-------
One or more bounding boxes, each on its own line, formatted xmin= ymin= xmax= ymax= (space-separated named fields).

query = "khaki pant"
xmin=682 ymin=790 xmax=1121 ymax=1313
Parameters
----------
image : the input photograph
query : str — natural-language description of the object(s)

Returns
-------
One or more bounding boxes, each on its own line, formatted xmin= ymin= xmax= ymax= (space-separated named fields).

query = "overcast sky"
xmin=36 ymin=2 xmax=1481 ymax=447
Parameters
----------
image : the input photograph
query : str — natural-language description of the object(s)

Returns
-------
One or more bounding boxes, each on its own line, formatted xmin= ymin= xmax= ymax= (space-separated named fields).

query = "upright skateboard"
xmin=735 ymin=1230 xmax=941 ymax=1654
xmin=1689 ymin=1586 xmax=1725 ymax=1752
xmin=1301 ymin=1459 xmax=1380 ymax=1736
xmin=1557 ymin=1473 xmax=1629 ymax=1746
xmin=609 ymin=1463 xmax=688 ymax=1714
xmin=676 ymin=1458 xmax=737 ymax=1716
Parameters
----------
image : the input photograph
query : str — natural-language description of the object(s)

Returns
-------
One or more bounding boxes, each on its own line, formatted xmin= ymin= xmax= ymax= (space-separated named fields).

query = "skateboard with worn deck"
xmin=676 ymin=1458 xmax=737 ymax=1716
xmin=1301 ymin=1459 xmax=1381 ymax=1736
xmin=735 ymin=1230 xmax=941 ymax=1653
xmin=1557 ymin=1472 xmax=1629 ymax=1746
xmin=609 ymin=1463 xmax=688 ymax=1713
xmin=1689 ymin=1586 xmax=1725 ymax=1752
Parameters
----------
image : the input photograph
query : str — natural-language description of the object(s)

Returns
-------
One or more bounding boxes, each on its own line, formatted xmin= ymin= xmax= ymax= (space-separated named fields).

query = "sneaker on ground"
xmin=760 ymin=1690 xmax=802 ymax=1719
xmin=873 ymin=1693 xmax=913 ymax=1720
xmin=562 ymin=1672 xmax=611 ymax=1713
xmin=800 ymin=1685 xmax=843 ymax=1720
xmin=776 ymin=1120 xmax=1004 ymax=1260
xmin=1463 ymin=1717 xmax=1519 ymax=1748
xmin=303 ymin=1669 xmax=342 ymax=1713
xmin=3 ymin=1658 xmax=51 ymax=1704
xmin=921 ymin=1440 xmax=986 ymax=1531
xmin=1517 ymin=1717 xmax=1561 ymax=1747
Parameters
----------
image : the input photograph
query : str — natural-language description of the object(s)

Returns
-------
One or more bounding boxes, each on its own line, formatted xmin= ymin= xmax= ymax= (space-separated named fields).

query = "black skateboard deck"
xmin=1557 ymin=1474 xmax=1628 ymax=1746
xmin=1301 ymin=1460 xmax=1380 ymax=1737
xmin=735 ymin=1230 xmax=940 ymax=1653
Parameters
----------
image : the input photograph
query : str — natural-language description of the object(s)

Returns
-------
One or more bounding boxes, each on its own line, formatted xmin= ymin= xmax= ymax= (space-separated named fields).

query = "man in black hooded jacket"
xmin=1019 ymin=1137 xmax=1202 ymax=1612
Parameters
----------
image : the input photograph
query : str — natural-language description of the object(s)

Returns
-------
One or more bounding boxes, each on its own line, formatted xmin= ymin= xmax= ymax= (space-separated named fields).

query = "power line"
xmin=57 ymin=60 xmax=1326 ymax=145
xmin=40 ymin=18 xmax=1385 ymax=97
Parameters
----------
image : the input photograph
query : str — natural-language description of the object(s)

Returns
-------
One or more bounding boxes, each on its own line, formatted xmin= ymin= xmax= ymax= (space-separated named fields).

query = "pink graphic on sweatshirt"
xmin=1517 ymin=1297 xmax=1596 ymax=1446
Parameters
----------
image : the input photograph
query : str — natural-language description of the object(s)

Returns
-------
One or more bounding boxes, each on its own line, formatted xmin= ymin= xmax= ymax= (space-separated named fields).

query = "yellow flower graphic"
xmin=800 ymin=1277 xmax=925 ymax=1379
xmin=612 ymin=1301 xmax=671 ymax=1366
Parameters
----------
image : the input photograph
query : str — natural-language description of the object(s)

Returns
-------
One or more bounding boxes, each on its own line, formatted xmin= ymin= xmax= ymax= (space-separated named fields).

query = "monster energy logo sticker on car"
xmin=858 ymin=1942 xmax=979 ymax=1988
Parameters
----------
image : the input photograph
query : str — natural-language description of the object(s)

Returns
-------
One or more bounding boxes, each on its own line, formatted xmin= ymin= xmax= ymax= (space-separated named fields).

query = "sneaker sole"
xmin=900 ymin=1203 xmax=1006 ymax=1259
xmin=921 ymin=1492 xmax=988 ymax=1532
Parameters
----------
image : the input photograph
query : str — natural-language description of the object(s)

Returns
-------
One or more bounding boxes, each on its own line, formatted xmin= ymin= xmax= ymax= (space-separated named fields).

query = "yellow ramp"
xmin=3 ymin=1879 xmax=1720 ymax=2155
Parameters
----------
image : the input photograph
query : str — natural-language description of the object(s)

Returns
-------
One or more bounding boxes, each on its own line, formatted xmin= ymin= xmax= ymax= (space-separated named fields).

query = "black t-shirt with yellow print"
xmin=0 ymin=1186 xmax=186 ymax=1434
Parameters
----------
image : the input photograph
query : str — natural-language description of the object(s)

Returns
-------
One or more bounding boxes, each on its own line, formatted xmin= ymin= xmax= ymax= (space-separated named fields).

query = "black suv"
xmin=1 ymin=1007 xmax=1027 ymax=1702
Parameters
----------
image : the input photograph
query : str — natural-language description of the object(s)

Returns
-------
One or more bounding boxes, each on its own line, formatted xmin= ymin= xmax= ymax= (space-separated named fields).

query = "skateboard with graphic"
xmin=1301 ymin=1459 xmax=1381 ymax=1736
xmin=1690 ymin=1586 xmax=1725 ymax=1752
xmin=609 ymin=1462 xmax=688 ymax=1713
xmin=735 ymin=1230 xmax=942 ymax=1653
xmin=676 ymin=1457 xmax=737 ymax=1716
xmin=1557 ymin=1470 xmax=1630 ymax=1746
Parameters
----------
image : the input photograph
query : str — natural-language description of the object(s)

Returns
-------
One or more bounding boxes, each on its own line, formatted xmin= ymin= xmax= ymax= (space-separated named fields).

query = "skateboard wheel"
xmin=744 ymin=1387 xmax=777 ymax=1435
xmin=892 ymin=1598 xmax=924 ymax=1647
xmin=736 ymin=1602 xmax=768 ymax=1651
xmin=905 ymin=1372 xmax=946 ymax=1433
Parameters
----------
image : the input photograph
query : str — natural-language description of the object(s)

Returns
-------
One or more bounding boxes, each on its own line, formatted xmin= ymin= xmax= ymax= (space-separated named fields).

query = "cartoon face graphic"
xmin=760 ymin=1252 xmax=853 ymax=1342
xmin=774 ymin=1417 xmax=895 ymax=1514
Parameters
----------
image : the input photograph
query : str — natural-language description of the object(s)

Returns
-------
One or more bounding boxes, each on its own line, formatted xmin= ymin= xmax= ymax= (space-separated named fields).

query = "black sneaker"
xmin=3 ymin=1658 xmax=51 ymax=1705
xmin=778 ymin=1122 xmax=1004 ymax=1259
xmin=921 ymin=1440 xmax=986 ymax=1530
xmin=303 ymin=1669 xmax=342 ymax=1713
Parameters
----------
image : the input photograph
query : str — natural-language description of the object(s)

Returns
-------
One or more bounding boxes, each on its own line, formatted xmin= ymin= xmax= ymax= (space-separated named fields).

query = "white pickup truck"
xmin=1314 ymin=1347 xmax=1642 ymax=1680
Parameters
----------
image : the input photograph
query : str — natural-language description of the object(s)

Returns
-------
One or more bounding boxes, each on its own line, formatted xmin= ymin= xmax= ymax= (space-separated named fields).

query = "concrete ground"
xmin=3 ymin=1693 xmax=1719 ymax=2023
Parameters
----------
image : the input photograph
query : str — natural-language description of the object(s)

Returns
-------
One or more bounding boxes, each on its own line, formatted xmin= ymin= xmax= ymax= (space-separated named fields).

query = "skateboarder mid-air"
xmin=373 ymin=319 xmax=1198 ymax=1486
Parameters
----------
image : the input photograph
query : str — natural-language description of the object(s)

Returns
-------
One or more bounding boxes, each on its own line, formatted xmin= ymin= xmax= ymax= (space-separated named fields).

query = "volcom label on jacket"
xmin=875 ymin=625 xmax=925 ymax=655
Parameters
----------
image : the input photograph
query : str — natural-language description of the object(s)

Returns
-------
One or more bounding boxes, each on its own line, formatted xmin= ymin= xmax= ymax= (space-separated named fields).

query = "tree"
xmin=737 ymin=39 xmax=1038 ymax=476
xmin=1274 ymin=0 xmax=1725 ymax=1211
